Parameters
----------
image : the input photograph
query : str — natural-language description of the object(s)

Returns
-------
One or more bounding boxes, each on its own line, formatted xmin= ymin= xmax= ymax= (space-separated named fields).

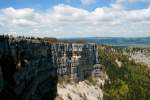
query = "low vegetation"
xmin=98 ymin=46 xmax=150 ymax=100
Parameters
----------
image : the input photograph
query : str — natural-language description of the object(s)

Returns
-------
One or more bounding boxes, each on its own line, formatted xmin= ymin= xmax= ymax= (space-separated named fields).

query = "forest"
xmin=98 ymin=46 xmax=150 ymax=100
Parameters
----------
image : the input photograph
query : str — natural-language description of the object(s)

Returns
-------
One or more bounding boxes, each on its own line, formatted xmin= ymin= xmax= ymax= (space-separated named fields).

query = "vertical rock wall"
xmin=0 ymin=36 xmax=58 ymax=100
xmin=0 ymin=36 xmax=98 ymax=100
xmin=53 ymin=43 xmax=98 ymax=80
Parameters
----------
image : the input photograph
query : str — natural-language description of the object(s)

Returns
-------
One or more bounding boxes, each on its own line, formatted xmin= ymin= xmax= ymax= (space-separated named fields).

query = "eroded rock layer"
xmin=0 ymin=36 xmax=98 ymax=100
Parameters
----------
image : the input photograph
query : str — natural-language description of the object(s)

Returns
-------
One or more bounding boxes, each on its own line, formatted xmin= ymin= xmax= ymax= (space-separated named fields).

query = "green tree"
xmin=98 ymin=46 xmax=150 ymax=100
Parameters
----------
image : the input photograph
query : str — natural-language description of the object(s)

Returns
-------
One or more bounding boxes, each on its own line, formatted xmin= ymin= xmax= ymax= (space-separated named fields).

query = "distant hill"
xmin=63 ymin=37 xmax=150 ymax=47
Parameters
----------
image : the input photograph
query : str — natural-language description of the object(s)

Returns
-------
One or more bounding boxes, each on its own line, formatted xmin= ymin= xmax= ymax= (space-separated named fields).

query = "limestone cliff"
xmin=128 ymin=48 xmax=150 ymax=68
xmin=0 ymin=35 xmax=98 ymax=100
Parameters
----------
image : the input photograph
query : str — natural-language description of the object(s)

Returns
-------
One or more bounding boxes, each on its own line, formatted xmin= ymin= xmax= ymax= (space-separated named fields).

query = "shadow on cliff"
xmin=0 ymin=54 xmax=17 ymax=100
xmin=0 ymin=53 xmax=58 ymax=100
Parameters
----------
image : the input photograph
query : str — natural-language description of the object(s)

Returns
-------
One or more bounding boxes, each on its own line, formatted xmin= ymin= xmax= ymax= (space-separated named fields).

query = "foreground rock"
xmin=56 ymin=78 xmax=104 ymax=100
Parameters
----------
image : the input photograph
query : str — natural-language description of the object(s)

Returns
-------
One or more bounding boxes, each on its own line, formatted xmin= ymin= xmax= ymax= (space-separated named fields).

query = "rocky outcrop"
xmin=54 ymin=43 xmax=98 ymax=80
xmin=128 ymin=48 xmax=150 ymax=68
xmin=0 ymin=36 xmax=98 ymax=100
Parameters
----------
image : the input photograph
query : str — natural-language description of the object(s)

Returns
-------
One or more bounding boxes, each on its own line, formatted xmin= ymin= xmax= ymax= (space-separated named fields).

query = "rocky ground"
xmin=55 ymin=78 xmax=105 ymax=100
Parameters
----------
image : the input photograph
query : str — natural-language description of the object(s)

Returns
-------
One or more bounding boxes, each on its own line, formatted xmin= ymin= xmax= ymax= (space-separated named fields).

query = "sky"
xmin=0 ymin=0 xmax=150 ymax=38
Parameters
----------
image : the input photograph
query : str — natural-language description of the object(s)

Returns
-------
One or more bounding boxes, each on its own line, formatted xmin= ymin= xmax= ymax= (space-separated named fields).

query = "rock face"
xmin=0 ymin=36 xmax=58 ymax=100
xmin=0 ymin=36 xmax=98 ymax=100
xmin=128 ymin=48 xmax=150 ymax=68
xmin=54 ymin=43 xmax=98 ymax=80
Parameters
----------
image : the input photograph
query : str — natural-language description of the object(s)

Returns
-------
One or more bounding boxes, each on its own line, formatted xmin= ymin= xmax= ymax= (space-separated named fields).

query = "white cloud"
xmin=2 ymin=7 xmax=34 ymax=19
xmin=111 ymin=0 xmax=125 ymax=9
xmin=80 ymin=0 xmax=96 ymax=5
xmin=0 ymin=4 xmax=150 ymax=37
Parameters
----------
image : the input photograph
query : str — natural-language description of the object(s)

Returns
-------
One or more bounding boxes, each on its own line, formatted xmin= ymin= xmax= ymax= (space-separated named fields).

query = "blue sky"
xmin=0 ymin=0 xmax=113 ymax=11
xmin=0 ymin=0 xmax=149 ymax=10
xmin=0 ymin=0 xmax=150 ymax=37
